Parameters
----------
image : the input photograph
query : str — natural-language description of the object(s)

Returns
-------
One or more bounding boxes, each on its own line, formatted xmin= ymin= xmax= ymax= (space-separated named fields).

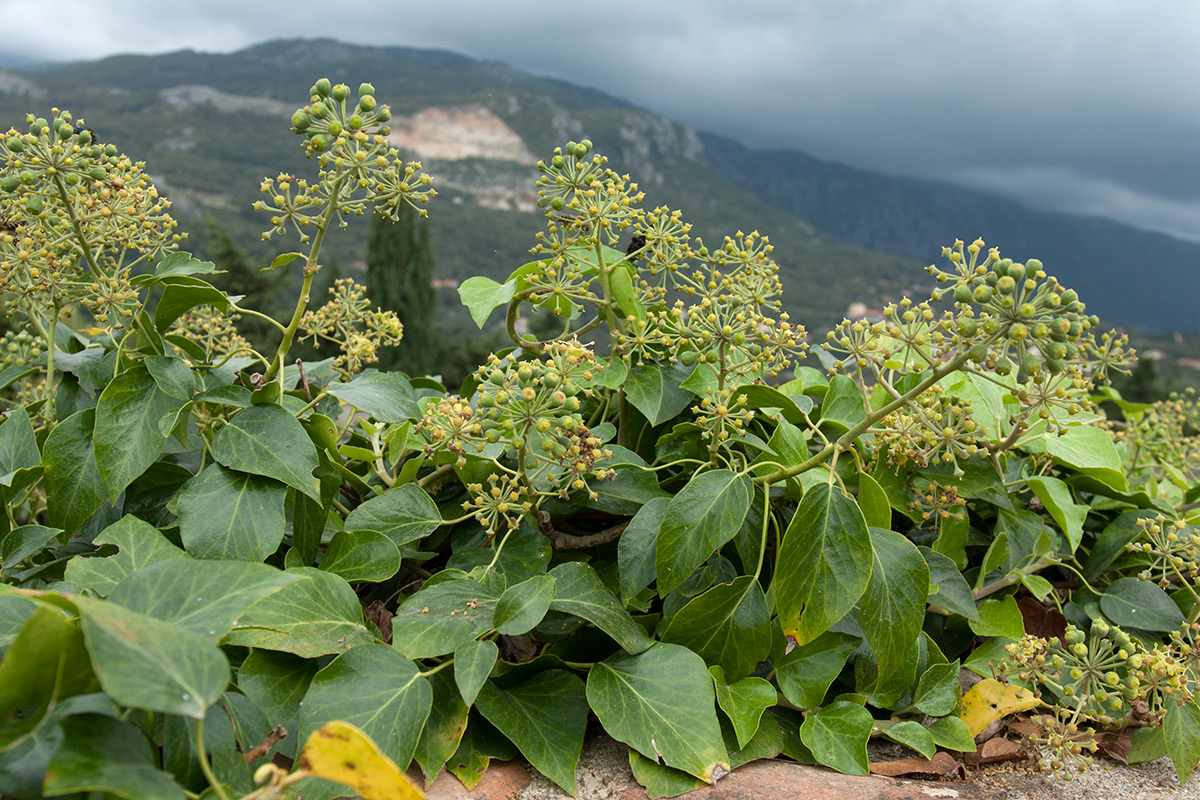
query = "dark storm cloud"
xmin=3 ymin=0 xmax=1198 ymax=238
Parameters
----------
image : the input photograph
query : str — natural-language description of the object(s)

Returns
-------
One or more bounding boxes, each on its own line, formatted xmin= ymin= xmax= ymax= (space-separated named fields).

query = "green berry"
xmin=0 ymin=175 xmax=18 ymax=192
xmin=972 ymin=285 xmax=991 ymax=303
xmin=1007 ymin=262 xmax=1026 ymax=280
xmin=88 ymin=166 xmax=106 ymax=181
xmin=291 ymin=110 xmax=311 ymax=132
xmin=313 ymin=78 xmax=332 ymax=97
xmin=25 ymin=196 xmax=42 ymax=214
xmin=376 ymin=106 xmax=392 ymax=122
xmin=331 ymin=83 xmax=351 ymax=101
xmin=954 ymin=284 xmax=974 ymax=303
xmin=358 ymin=82 xmax=375 ymax=97
xmin=1025 ymin=259 xmax=1043 ymax=278
xmin=309 ymin=134 xmax=330 ymax=152
xmin=679 ymin=350 xmax=699 ymax=366
xmin=5 ymin=136 xmax=24 ymax=153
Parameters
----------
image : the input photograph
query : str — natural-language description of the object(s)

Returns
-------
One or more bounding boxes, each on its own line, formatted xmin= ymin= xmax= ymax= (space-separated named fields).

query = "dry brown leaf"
xmin=1096 ymin=731 xmax=1132 ymax=764
xmin=964 ymin=736 xmax=1024 ymax=765
xmin=1018 ymin=596 xmax=1067 ymax=640
xmin=869 ymin=751 xmax=960 ymax=777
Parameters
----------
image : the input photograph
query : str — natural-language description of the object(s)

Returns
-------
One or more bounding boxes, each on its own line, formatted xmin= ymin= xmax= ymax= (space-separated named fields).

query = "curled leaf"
xmin=297 ymin=720 xmax=425 ymax=800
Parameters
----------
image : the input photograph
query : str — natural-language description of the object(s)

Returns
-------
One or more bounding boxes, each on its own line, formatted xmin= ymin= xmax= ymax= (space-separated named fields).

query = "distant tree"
xmin=204 ymin=214 xmax=280 ymax=352
xmin=366 ymin=205 xmax=436 ymax=375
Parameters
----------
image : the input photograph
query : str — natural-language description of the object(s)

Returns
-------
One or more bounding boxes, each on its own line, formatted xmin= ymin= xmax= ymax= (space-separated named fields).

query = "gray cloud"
xmin=2 ymin=0 xmax=1198 ymax=238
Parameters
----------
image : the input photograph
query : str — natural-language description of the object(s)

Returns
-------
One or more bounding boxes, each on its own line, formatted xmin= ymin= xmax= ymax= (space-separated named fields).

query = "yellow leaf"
xmin=960 ymin=678 xmax=1041 ymax=737
xmin=298 ymin=721 xmax=425 ymax=800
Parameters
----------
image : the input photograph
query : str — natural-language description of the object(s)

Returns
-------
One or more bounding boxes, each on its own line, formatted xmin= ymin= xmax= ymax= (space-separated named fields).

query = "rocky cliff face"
xmin=387 ymin=105 xmax=540 ymax=212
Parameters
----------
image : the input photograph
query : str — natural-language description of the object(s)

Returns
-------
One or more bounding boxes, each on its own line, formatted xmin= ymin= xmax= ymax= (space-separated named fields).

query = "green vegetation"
xmin=2 ymin=76 xmax=1200 ymax=800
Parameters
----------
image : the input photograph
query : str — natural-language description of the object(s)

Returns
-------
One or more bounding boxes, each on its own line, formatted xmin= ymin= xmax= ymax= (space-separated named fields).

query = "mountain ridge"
xmin=0 ymin=37 xmax=1195 ymax=335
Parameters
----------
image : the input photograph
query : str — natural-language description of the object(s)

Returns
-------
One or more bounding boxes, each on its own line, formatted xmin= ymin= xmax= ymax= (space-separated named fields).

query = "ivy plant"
xmin=1 ymin=77 xmax=1199 ymax=800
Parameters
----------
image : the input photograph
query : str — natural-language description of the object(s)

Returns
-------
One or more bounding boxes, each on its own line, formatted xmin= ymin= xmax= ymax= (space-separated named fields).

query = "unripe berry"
xmin=310 ymin=102 xmax=328 ymax=119
xmin=0 ymin=176 xmax=18 ymax=192
xmin=291 ymin=110 xmax=311 ymax=132
xmin=1007 ymin=262 xmax=1026 ymax=280
xmin=332 ymin=83 xmax=351 ymax=101
xmin=954 ymin=284 xmax=974 ymax=303
xmin=5 ymin=136 xmax=23 ymax=153
xmin=973 ymin=285 xmax=991 ymax=302
xmin=313 ymin=78 xmax=332 ymax=97
xmin=358 ymin=95 xmax=376 ymax=112
xmin=309 ymin=135 xmax=330 ymax=152
xmin=359 ymin=82 xmax=375 ymax=97
xmin=376 ymin=106 xmax=392 ymax=122
xmin=88 ymin=166 xmax=106 ymax=181
xmin=1026 ymin=259 xmax=1043 ymax=278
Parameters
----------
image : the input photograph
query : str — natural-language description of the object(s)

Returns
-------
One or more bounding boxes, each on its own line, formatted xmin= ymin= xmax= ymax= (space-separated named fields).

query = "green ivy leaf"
xmin=0 ymin=602 xmax=98 ymax=720
xmin=43 ymin=714 xmax=185 ymax=800
xmin=881 ymin=720 xmax=936 ymax=759
xmin=775 ymin=483 xmax=873 ymax=646
xmin=296 ymin=644 xmax=431 ymax=780
xmin=1043 ymin=424 xmax=1128 ymax=492
xmin=458 ymin=276 xmax=515 ymax=328
xmin=105 ymin=558 xmax=299 ymax=641
xmin=913 ymin=660 xmax=961 ymax=717
xmin=318 ymin=530 xmax=402 ymax=583
xmin=151 ymin=251 xmax=223 ymax=279
xmin=0 ymin=594 xmax=37 ymax=652
xmin=1101 ymin=577 xmax=1186 ymax=632
xmin=970 ymin=596 xmax=1026 ymax=639
xmin=1165 ymin=700 xmax=1200 ymax=785
xmin=587 ymin=643 xmax=729 ymax=782
xmin=343 ymin=483 xmax=441 ymax=546
xmin=618 ymin=498 xmax=667 ymax=604
xmin=709 ymin=665 xmax=775 ymax=749
xmin=548 ymin=561 xmax=653 ymax=654
xmin=818 ymin=375 xmax=867 ymax=432
xmin=453 ymin=639 xmax=498 ymax=706
xmin=798 ymin=700 xmax=872 ymax=775
xmin=176 ymin=464 xmax=288 ymax=562
xmin=1085 ymin=510 xmax=1160 ymax=581
xmin=861 ymin=528 xmax=928 ymax=682
xmin=919 ymin=546 xmax=979 ymax=620
xmin=660 ymin=576 xmax=770 ymax=680
xmin=729 ymin=384 xmax=814 ymax=426
xmin=154 ymin=281 xmax=231 ymax=332
xmin=237 ymin=649 xmax=318 ymax=759
xmin=494 ymin=574 xmax=556 ymax=635
xmin=0 ymin=406 xmax=39 ymax=484
xmin=326 ymin=371 xmax=421 ymax=423
xmin=656 ymin=470 xmax=753 ymax=596
xmin=65 ymin=515 xmax=187 ymax=597
xmin=211 ymin=404 xmax=320 ymax=501
xmin=77 ymin=596 xmax=229 ymax=719
xmin=773 ymin=629 xmax=860 ymax=708
xmin=224 ymin=567 xmax=374 ymax=657
xmin=0 ymin=524 xmax=61 ymax=569
xmin=624 ymin=363 xmax=694 ymax=426
xmin=1025 ymin=475 xmax=1088 ymax=555
xmin=476 ymin=670 xmax=588 ymax=793
xmin=392 ymin=578 xmax=499 ymax=659
xmin=413 ymin=670 xmax=469 ymax=786
xmin=93 ymin=367 xmax=179 ymax=502
xmin=927 ymin=715 xmax=976 ymax=752
xmin=627 ymin=749 xmax=705 ymax=798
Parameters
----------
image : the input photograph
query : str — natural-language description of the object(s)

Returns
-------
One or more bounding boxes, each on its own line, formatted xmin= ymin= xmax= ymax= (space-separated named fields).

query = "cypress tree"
xmin=366 ymin=205 xmax=436 ymax=374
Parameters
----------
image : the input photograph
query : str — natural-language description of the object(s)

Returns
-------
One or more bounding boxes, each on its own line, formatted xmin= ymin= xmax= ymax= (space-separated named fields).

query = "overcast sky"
xmin=2 ymin=1 xmax=1199 ymax=240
